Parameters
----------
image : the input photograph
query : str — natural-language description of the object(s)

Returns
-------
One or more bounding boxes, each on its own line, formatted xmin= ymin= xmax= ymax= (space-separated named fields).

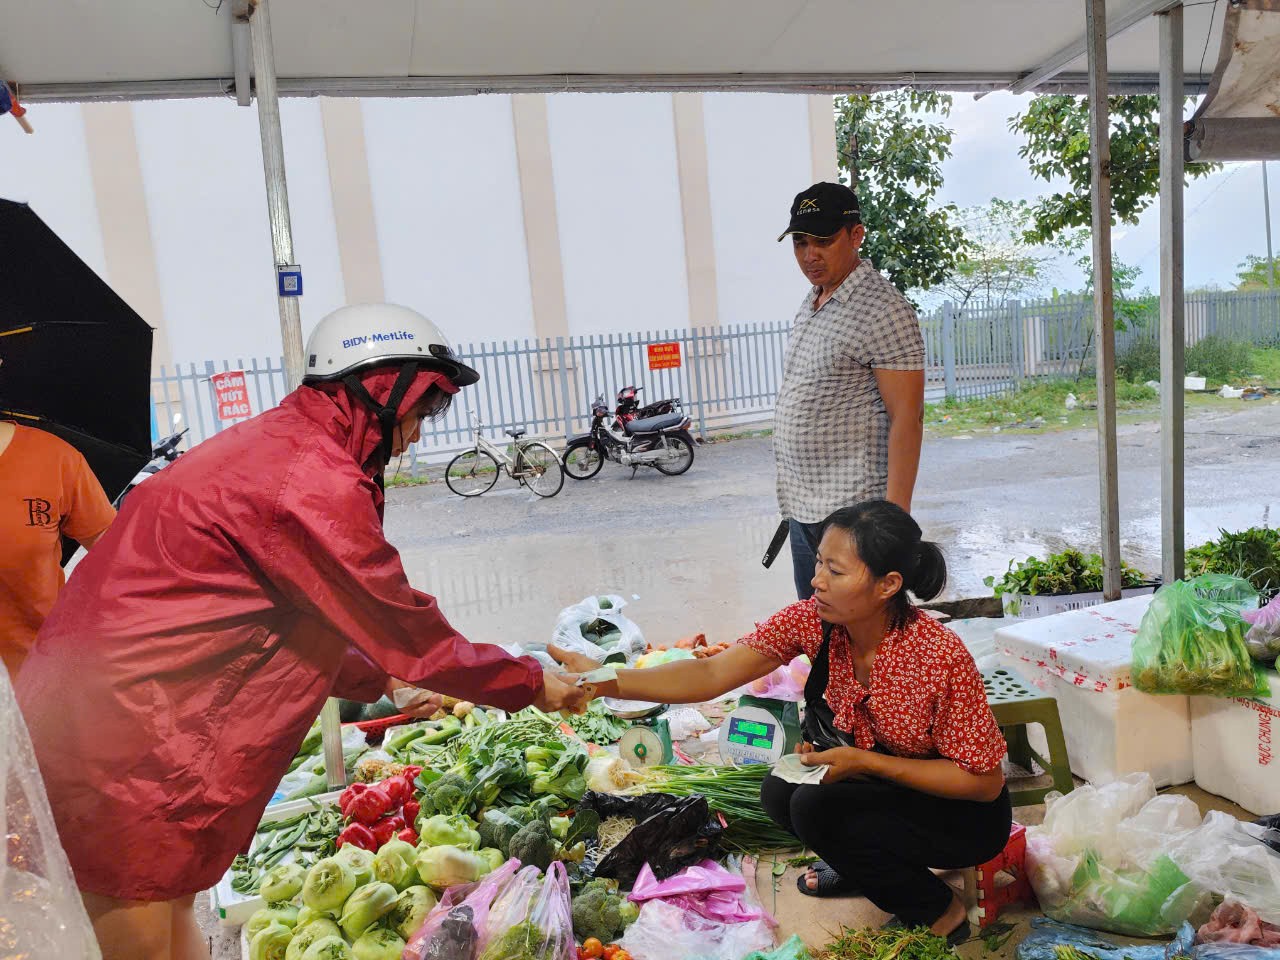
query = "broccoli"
xmin=508 ymin=818 xmax=556 ymax=872
xmin=421 ymin=773 xmax=470 ymax=817
xmin=477 ymin=810 xmax=522 ymax=857
xmin=570 ymin=878 xmax=637 ymax=945
xmin=505 ymin=805 xmax=536 ymax=826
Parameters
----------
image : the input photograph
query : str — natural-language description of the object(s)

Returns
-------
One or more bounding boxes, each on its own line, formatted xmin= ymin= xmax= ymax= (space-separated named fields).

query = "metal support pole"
xmin=1159 ymin=5 xmax=1185 ymax=586
xmin=1265 ymin=161 xmax=1275 ymax=290
xmin=250 ymin=0 xmax=306 ymax=391
xmin=1086 ymin=0 xmax=1123 ymax=600
xmin=942 ymin=302 xmax=958 ymax=400
xmin=250 ymin=0 xmax=338 ymax=786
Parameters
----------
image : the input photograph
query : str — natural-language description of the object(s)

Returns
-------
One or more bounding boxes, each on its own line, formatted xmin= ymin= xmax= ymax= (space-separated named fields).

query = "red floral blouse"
xmin=740 ymin=599 xmax=1007 ymax=775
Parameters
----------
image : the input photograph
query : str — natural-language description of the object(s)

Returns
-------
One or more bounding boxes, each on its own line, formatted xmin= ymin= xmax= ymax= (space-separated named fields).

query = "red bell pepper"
xmin=382 ymin=776 xmax=412 ymax=808
xmin=372 ymin=813 xmax=407 ymax=847
xmin=338 ymin=782 xmax=369 ymax=817
xmin=401 ymin=765 xmax=424 ymax=783
xmin=336 ymin=822 xmax=378 ymax=852
xmin=397 ymin=827 xmax=419 ymax=846
xmin=402 ymin=799 xmax=421 ymax=825
xmin=347 ymin=785 xmax=392 ymax=826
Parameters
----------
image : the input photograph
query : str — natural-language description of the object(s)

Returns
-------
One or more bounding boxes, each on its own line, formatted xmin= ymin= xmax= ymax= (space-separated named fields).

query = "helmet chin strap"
xmin=342 ymin=362 xmax=421 ymax=487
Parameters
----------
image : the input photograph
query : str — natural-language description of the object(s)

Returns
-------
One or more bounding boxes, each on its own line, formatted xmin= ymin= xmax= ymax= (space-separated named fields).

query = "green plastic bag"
xmin=742 ymin=936 xmax=813 ymax=960
xmin=1131 ymin=577 xmax=1271 ymax=698
xmin=1048 ymin=849 xmax=1206 ymax=937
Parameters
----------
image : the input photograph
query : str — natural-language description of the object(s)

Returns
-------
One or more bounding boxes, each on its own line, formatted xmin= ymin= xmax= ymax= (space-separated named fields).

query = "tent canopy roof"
xmin=2 ymin=0 xmax=1223 ymax=101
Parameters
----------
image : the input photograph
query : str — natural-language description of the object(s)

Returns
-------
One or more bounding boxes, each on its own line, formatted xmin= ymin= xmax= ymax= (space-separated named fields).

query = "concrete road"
xmin=383 ymin=399 xmax=1280 ymax=647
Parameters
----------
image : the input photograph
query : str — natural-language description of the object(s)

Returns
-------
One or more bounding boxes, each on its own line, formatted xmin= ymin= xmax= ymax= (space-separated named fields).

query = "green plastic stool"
xmin=982 ymin=666 xmax=1074 ymax=807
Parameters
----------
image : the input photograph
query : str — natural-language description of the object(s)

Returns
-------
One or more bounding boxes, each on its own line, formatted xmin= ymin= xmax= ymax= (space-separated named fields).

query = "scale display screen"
xmin=727 ymin=716 xmax=776 ymax=750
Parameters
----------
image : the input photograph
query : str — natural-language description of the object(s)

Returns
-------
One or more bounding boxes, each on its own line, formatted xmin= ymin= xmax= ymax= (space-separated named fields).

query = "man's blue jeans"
xmin=788 ymin=519 xmax=825 ymax=600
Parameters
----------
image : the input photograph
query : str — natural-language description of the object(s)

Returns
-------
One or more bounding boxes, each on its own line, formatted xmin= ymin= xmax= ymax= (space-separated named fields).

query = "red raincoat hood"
xmin=283 ymin=367 xmax=458 ymax=480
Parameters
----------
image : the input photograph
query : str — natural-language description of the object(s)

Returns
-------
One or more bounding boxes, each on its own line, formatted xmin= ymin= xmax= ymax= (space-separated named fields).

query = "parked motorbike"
xmin=114 ymin=428 xmax=188 ymax=507
xmin=563 ymin=387 xmax=695 ymax=479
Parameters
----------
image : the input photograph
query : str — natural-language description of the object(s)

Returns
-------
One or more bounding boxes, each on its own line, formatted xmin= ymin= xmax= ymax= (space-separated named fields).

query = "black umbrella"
xmin=0 ymin=199 xmax=153 ymax=503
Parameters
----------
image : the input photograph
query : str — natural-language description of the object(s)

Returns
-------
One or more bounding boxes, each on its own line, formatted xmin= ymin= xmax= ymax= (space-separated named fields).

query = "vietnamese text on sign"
xmin=214 ymin=371 xmax=254 ymax=421
xmin=647 ymin=342 xmax=681 ymax=371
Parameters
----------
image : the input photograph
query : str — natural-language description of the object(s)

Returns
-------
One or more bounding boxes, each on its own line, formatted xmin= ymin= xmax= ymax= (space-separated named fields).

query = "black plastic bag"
xmin=1254 ymin=814 xmax=1280 ymax=854
xmin=577 ymin=792 xmax=723 ymax=887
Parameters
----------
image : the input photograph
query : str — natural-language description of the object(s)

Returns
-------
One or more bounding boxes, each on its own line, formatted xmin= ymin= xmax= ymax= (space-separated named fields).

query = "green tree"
xmin=941 ymin=198 xmax=1060 ymax=310
xmin=1236 ymin=254 xmax=1278 ymax=291
xmin=1008 ymin=95 xmax=1217 ymax=244
xmin=835 ymin=91 xmax=969 ymax=295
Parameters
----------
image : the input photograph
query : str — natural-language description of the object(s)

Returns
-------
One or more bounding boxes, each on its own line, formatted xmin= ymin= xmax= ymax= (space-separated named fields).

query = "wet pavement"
xmin=383 ymin=400 xmax=1280 ymax=645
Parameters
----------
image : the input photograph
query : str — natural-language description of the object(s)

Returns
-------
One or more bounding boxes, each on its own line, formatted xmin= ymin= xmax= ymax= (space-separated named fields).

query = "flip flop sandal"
xmin=795 ymin=861 xmax=860 ymax=898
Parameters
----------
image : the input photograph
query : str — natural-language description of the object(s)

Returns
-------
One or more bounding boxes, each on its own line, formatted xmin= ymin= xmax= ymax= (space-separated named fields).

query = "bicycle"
xmin=445 ymin=413 xmax=565 ymax=498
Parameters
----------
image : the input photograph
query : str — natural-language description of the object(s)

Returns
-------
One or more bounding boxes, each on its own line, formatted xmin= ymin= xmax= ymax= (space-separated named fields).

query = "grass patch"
xmin=925 ymin=377 xmax=1158 ymax=435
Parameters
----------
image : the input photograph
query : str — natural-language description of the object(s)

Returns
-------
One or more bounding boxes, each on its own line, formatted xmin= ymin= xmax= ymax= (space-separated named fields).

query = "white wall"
xmin=0 ymin=103 xmax=108 ymax=281
xmin=132 ymin=98 xmax=346 ymax=366
xmin=702 ymin=93 xmax=812 ymax=327
xmin=362 ymin=95 xmax=535 ymax=348
xmin=546 ymin=93 xmax=690 ymax=337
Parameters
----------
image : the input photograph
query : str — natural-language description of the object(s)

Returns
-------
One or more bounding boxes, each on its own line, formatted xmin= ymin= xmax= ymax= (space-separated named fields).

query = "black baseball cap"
xmin=777 ymin=181 xmax=861 ymax=242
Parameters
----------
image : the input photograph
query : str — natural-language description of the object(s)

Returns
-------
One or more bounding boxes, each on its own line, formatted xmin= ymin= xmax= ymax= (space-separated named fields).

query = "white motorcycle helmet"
xmin=303 ymin=303 xmax=478 ymax=466
xmin=304 ymin=303 xmax=478 ymax=387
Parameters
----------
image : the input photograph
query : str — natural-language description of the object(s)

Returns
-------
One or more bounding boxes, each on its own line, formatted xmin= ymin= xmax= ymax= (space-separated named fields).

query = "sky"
xmin=934 ymin=91 xmax=1277 ymax=300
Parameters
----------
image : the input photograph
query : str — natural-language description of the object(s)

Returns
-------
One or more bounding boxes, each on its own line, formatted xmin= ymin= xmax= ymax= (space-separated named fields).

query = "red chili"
xmin=337 ymin=823 xmax=378 ymax=852
xmin=397 ymin=827 xmax=419 ymax=846
xmin=347 ymin=785 xmax=392 ymax=826
xmin=382 ymin=776 xmax=412 ymax=808
xmin=338 ymin=782 xmax=370 ymax=817
xmin=401 ymin=799 xmax=421 ymax=825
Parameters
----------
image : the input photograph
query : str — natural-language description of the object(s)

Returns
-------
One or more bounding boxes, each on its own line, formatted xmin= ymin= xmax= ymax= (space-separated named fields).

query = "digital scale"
xmin=619 ymin=718 xmax=674 ymax=768
xmin=718 ymin=696 xmax=802 ymax=766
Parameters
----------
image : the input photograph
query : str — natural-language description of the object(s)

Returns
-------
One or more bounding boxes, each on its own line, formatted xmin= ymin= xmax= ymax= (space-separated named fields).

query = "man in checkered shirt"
xmin=774 ymin=182 xmax=925 ymax=600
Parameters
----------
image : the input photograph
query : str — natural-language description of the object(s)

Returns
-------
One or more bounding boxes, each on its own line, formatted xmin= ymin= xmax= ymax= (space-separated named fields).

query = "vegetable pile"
xmin=1131 ymin=575 xmax=1271 ymax=698
xmin=985 ymin=549 xmax=1148 ymax=602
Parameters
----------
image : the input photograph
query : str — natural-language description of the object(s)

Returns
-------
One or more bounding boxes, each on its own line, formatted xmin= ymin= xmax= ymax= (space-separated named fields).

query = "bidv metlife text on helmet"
xmin=341 ymin=330 xmax=417 ymax=350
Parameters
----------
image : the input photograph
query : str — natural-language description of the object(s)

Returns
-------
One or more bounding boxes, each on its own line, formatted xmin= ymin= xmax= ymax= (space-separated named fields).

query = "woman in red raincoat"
xmin=16 ymin=304 xmax=585 ymax=960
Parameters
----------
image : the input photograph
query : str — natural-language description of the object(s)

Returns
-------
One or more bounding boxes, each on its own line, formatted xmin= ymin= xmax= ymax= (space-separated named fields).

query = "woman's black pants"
xmin=761 ymin=774 xmax=1012 ymax=927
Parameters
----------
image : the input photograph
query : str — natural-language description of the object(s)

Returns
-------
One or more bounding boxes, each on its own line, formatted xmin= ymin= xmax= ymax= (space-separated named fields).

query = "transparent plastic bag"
xmin=403 ymin=857 xmax=521 ymax=960
xmin=618 ymin=899 xmax=773 ymax=960
xmin=476 ymin=864 xmax=543 ymax=956
xmin=542 ymin=595 xmax=646 ymax=665
xmin=1026 ymin=775 xmax=1211 ymax=937
xmin=1170 ymin=813 xmax=1280 ymax=926
xmin=477 ymin=860 xmax=575 ymax=960
xmin=1131 ymin=578 xmax=1270 ymax=698
xmin=0 ymin=663 xmax=102 ymax=958
xmin=1242 ymin=596 xmax=1280 ymax=663
xmin=743 ymin=657 xmax=810 ymax=702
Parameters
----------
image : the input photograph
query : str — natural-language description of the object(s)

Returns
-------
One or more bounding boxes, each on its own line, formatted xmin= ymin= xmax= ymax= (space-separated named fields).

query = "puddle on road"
xmin=398 ymin=519 xmax=799 ymax=645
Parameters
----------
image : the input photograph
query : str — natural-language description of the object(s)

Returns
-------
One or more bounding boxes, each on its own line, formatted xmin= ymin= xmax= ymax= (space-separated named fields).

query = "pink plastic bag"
xmin=476 ymin=865 xmax=543 ymax=956
xmin=1242 ymin=596 xmax=1280 ymax=661
xmin=476 ymin=861 xmax=576 ymax=960
xmin=745 ymin=657 xmax=810 ymax=702
xmin=402 ymin=857 xmax=521 ymax=960
xmin=629 ymin=860 xmax=764 ymax=924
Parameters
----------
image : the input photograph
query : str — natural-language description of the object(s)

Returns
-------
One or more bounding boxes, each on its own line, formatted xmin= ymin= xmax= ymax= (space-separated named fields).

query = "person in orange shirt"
xmin=0 ymin=419 xmax=116 ymax=676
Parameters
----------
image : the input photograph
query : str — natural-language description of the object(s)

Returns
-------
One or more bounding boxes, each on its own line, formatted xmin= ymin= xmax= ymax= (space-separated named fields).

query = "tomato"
xmin=603 ymin=946 xmax=620 ymax=960
xmin=581 ymin=938 xmax=605 ymax=959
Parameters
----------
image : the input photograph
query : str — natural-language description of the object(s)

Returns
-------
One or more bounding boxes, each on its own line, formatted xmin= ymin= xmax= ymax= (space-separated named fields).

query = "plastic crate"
xmin=1001 ymin=584 xmax=1156 ymax=619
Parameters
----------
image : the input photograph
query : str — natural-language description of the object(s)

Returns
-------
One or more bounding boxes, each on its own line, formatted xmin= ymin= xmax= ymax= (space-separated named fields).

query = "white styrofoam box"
xmin=211 ymin=790 xmax=343 ymax=927
xmin=994 ymin=594 xmax=1195 ymax=788
xmin=1192 ymin=682 xmax=1280 ymax=816
xmin=1000 ymin=585 xmax=1157 ymax=620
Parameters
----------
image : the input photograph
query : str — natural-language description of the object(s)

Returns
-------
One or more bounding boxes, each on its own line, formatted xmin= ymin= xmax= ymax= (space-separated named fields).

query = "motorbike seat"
xmin=626 ymin=412 xmax=684 ymax=435
xmin=505 ymin=427 xmax=527 ymax=439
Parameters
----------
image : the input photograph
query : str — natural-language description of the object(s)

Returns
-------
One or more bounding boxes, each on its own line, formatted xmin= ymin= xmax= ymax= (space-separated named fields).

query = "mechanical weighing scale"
xmin=718 ymin=696 xmax=802 ymax=766
xmin=604 ymin=697 xmax=674 ymax=768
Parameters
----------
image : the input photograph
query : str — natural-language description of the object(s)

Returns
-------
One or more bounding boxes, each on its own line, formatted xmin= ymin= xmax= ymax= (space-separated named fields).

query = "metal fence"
xmin=152 ymin=288 xmax=1280 ymax=471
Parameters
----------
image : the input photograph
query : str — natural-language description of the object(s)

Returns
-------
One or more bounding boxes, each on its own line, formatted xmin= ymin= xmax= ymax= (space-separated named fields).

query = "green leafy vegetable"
xmin=985 ymin=549 xmax=1147 ymax=602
